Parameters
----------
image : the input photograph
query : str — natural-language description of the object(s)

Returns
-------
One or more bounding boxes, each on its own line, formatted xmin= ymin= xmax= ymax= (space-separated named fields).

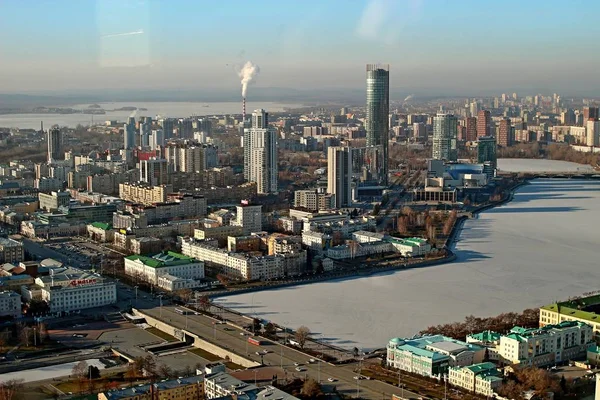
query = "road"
xmin=136 ymin=302 xmax=421 ymax=400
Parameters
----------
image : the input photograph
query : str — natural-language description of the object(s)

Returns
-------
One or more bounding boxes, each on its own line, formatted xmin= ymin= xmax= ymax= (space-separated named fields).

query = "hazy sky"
xmin=1 ymin=0 xmax=599 ymax=96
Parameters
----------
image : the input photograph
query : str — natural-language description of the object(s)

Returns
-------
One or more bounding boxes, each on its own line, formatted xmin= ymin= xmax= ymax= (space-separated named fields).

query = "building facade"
xmin=327 ymin=146 xmax=351 ymax=208
xmin=432 ymin=113 xmax=458 ymax=161
xmin=365 ymin=64 xmax=390 ymax=185
xmin=124 ymin=252 xmax=205 ymax=286
xmin=0 ymin=291 xmax=21 ymax=319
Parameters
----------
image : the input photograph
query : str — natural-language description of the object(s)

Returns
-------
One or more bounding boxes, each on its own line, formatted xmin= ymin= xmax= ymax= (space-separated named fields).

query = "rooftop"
xmin=102 ymin=376 xmax=203 ymax=399
xmin=90 ymin=221 xmax=112 ymax=230
xmin=125 ymin=251 xmax=198 ymax=268
xmin=541 ymin=294 xmax=600 ymax=323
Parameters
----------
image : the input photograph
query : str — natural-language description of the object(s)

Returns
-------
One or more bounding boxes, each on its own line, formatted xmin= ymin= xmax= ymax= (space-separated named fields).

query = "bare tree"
xmin=0 ymin=379 xmax=24 ymax=400
xmin=72 ymin=360 xmax=89 ymax=379
xmin=301 ymin=379 xmax=322 ymax=398
xmin=198 ymin=295 xmax=211 ymax=312
xmin=177 ymin=288 xmax=193 ymax=304
xmin=295 ymin=326 xmax=311 ymax=349
xmin=158 ymin=364 xmax=173 ymax=379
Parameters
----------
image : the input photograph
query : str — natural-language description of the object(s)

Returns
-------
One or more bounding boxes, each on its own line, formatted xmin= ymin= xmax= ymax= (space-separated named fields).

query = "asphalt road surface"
xmin=136 ymin=303 xmax=420 ymax=400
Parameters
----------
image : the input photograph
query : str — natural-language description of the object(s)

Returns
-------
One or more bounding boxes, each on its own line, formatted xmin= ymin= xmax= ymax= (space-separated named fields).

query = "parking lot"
xmin=41 ymin=238 xmax=123 ymax=271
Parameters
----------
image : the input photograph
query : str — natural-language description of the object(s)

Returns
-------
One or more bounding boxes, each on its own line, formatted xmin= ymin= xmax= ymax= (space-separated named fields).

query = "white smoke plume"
xmin=238 ymin=61 xmax=260 ymax=97
xmin=403 ymin=94 xmax=414 ymax=102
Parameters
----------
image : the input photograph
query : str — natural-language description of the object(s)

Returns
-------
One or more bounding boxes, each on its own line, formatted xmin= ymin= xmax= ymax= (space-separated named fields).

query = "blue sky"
xmin=1 ymin=0 xmax=599 ymax=96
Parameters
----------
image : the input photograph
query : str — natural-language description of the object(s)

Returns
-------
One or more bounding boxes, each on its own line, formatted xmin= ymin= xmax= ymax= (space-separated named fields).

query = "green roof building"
xmin=124 ymin=251 xmax=204 ymax=289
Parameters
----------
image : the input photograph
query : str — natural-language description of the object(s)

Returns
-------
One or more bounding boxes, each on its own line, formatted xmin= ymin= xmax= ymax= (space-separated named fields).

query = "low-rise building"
xmin=157 ymin=273 xmax=205 ymax=292
xmin=0 ymin=290 xmax=21 ymax=319
xmin=327 ymin=241 xmax=393 ymax=260
xmin=301 ymin=231 xmax=332 ymax=253
xmin=541 ymin=294 xmax=600 ymax=336
xmin=124 ymin=252 xmax=205 ymax=287
xmin=448 ymin=362 xmax=502 ymax=397
xmin=119 ymin=182 xmax=173 ymax=205
xmin=87 ymin=222 xmax=114 ymax=243
xmin=98 ymin=375 xmax=203 ymax=400
xmin=130 ymin=237 xmax=162 ymax=255
xmin=0 ymin=238 xmax=24 ymax=264
xmin=204 ymin=371 xmax=257 ymax=399
xmin=388 ymin=237 xmax=432 ymax=256
xmin=38 ymin=191 xmax=70 ymax=212
xmin=386 ymin=335 xmax=485 ymax=377
xmin=21 ymin=220 xmax=87 ymax=239
xmin=31 ymin=267 xmax=116 ymax=313
xmin=194 ymin=225 xmax=243 ymax=243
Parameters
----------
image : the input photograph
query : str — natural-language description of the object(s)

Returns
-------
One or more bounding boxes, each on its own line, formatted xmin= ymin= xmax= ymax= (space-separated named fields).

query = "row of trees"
xmin=497 ymin=367 xmax=567 ymax=400
xmin=419 ymin=308 xmax=539 ymax=340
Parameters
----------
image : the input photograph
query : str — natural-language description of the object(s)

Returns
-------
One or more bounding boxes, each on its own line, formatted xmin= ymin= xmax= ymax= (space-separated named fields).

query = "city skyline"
xmin=2 ymin=0 xmax=600 ymax=96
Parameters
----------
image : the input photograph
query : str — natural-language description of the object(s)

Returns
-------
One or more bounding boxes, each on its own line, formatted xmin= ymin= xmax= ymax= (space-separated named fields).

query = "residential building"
xmin=139 ymin=158 xmax=168 ymax=186
xmin=432 ymin=113 xmax=458 ymax=161
xmin=465 ymin=117 xmax=477 ymax=141
xmin=587 ymin=119 xmax=600 ymax=147
xmin=366 ymin=64 xmax=390 ymax=185
xmin=20 ymin=220 xmax=87 ymax=239
xmin=87 ymin=222 xmax=114 ymax=243
xmin=159 ymin=117 xmax=176 ymax=140
xmin=124 ymin=116 xmax=136 ymax=150
xmin=129 ymin=237 xmax=162 ymax=255
xmin=294 ymin=190 xmax=319 ymax=211
xmin=31 ymin=266 xmax=116 ymax=313
xmin=0 ymin=291 xmax=21 ymax=319
xmin=98 ymin=376 xmax=204 ymax=400
xmin=448 ymin=362 xmax=502 ymax=397
xmin=386 ymin=335 xmax=484 ymax=377
xmin=413 ymin=122 xmax=427 ymax=141
xmin=0 ymin=238 xmax=24 ymax=264
xmin=47 ymin=127 xmax=63 ymax=162
xmin=125 ymin=194 xmax=207 ymax=224
xmin=244 ymin=109 xmax=278 ymax=194
xmin=194 ymin=225 xmax=244 ymax=243
xmin=583 ymin=106 xmax=599 ymax=126
xmin=204 ymin=371 xmax=258 ymax=399
xmin=498 ymin=118 xmax=512 ymax=147
xmin=119 ymin=183 xmax=173 ymax=205
xmin=39 ymin=191 xmax=71 ymax=212
xmin=124 ymin=252 xmax=205 ymax=286
xmin=165 ymin=142 xmax=218 ymax=172
xmin=301 ymin=231 xmax=332 ymax=252
xmin=327 ymin=146 xmax=352 ymax=208
xmin=233 ymin=203 xmax=262 ymax=235
xmin=477 ymin=110 xmax=491 ymax=138
xmin=327 ymin=241 xmax=393 ymax=260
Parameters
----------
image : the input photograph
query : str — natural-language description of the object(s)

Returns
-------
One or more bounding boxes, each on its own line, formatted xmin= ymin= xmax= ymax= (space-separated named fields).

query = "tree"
xmin=560 ymin=375 xmax=567 ymax=393
xmin=295 ymin=326 xmax=311 ymax=349
xmin=301 ymin=379 xmax=322 ymax=398
xmin=158 ymin=364 xmax=173 ymax=379
xmin=72 ymin=360 xmax=89 ymax=379
xmin=198 ymin=295 xmax=211 ymax=312
xmin=353 ymin=347 xmax=360 ymax=358
xmin=88 ymin=365 xmax=101 ymax=379
xmin=177 ymin=288 xmax=193 ymax=304
xmin=0 ymin=336 xmax=5 ymax=353
xmin=372 ymin=204 xmax=381 ymax=216
xmin=264 ymin=322 xmax=277 ymax=338
xmin=0 ymin=379 xmax=24 ymax=400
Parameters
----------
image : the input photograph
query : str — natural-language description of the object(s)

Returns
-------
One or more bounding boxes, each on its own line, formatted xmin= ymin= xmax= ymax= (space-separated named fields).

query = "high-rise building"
xmin=366 ymin=64 xmax=390 ymax=186
xmin=477 ymin=136 xmax=497 ymax=169
xmin=432 ymin=113 xmax=458 ymax=161
xmin=469 ymin=102 xmax=479 ymax=118
xmin=561 ymin=109 xmax=576 ymax=126
xmin=477 ymin=110 xmax=491 ymax=138
xmin=498 ymin=118 xmax=512 ymax=147
xmin=465 ymin=117 xmax=477 ymax=141
xmin=124 ymin=116 xmax=136 ymax=150
xmin=140 ymin=117 xmax=152 ymax=147
xmin=583 ymin=107 xmax=599 ymax=126
xmin=149 ymin=129 xmax=164 ymax=150
xmin=47 ymin=127 xmax=63 ymax=163
xmin=243 ymin=109 xmax=277 ymax=194
xmin=159 ymin=118 xmax=175 ymax=140
xmin=234 ymin=203 xmax=262 ymax=235
xmin=179 ymin=118 xmax=194 ymax=139
xmin=586 ymin=119 xmax=600 ymax=147
xmin=327 ymin=146 xmax=352 ymax=208
xmin=139 ymin=158 xmax=168 ymax=186
xmin=413 ymin=122 xmax=427 ymax=141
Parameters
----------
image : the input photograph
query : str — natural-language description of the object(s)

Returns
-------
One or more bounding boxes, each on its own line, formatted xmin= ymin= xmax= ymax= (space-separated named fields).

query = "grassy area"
xmin=146 ymin=327 xmax=177 ymax=342
xmin=188 ymin=347 xmax=221 ymax=362
xmin=224 ymin=361 xmax=244 ymax=370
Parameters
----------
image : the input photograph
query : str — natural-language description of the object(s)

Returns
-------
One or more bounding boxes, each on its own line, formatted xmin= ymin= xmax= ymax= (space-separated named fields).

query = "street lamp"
xmin=158 ymin=295 xmax=163 ymax=317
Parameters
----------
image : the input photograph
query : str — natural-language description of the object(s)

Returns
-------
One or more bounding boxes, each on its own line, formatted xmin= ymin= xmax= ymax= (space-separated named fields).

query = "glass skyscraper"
xmin=432 ymin=113 xmax=458 ymax=161
xmin=366 ymin=64 xmax=389 ymax=186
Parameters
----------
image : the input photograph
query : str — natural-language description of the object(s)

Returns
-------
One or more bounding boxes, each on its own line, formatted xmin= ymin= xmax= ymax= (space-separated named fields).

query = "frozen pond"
xmin=0 ymin=358 xmax=106 ymax=384
xmin=219 ymin=175 xmax=600 ymax=350
xmin=497 ymin=158 xmax=593 ymax=173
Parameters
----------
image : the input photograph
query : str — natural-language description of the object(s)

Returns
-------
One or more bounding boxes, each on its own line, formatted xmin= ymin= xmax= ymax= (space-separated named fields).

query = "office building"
xmin=139 ymin=117 xmax=151 ymax=147
xmin=366 ymin=64 xmax=390 ymax=185
xmin=139 ymin=158 xmax=168 ymax=186
xmin=38 ymin=191 xmax=71 ymax=212
xmin=497 ymin=118 xmax=512 ymax=147
xmin=541 ymin=294 xmax=600 ymax=337
xmin=47 ymin=127 xmax=63 ymax=163
xmin=465 ymin=117 xmax=477 ymax=141
xmin=159 ymin=117 xmax=175 ymax=140
xmin=477 ymin=110 xmax=491 ymax=138
xmin=124 ymin=116 xmax=136 ymax=150
xmin=98 ymin=376 xmax=204 ymax=400
xmin=587 ymin=119 xmax=600 ymax=147
xmin=583 ymin=106 xmax=599 ymax=126
xmin=149 ymin=129 xmax=164 ymax=150
xmin=232 ymin=203 xmax=262 ymax=235
xmin=327 ymin=146 xmax=352 ymax=208
xmin=469 ymin=101 xmax=479 ymax=118
xmin=179 ymin=118 xmax=194 ymax=139
xmin=124 ymin=251 xmax=204 ymax=286
xmin=243 ymin=109 xmax=278 ymax=194
xmin=29 ymin=266 xmax=117 ymax=313
xmin=0 ymin=291 xmax=21 ymax=319
xmin=432 ymin=113 xmax=458 ymax=161
xmin=386 ymin=335 xmax=485 ymax=377
xmin=476 ymin=136 xmax=497 ymax=170
xmin=0 ymin=238 xmax=24 ymax=264
xmin=448 ymin=363 xmax=502 ymax=397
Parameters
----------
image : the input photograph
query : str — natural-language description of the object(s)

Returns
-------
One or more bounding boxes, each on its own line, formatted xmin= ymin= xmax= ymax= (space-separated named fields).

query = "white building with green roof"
xmin=124 ymin=251 xmax=204 ymax=289
xmin=448 ymin=362 xmax=502 ymax=397
xmin=541 ymin=294 xmax=600 ymax=336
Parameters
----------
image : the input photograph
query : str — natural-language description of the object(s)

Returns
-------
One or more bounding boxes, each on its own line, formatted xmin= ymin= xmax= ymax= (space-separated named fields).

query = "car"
xmin=308 ymin=358 xmax=316 ymax=363
xmin=327 ymin=378 xmax=336 ymax=382
xmin=294 ymin=362 xmax=300 ymax=366
xmin=224 ymin=327 xmax=233 ymax=331
xmin=240 ymin=332 xmax=246 ymax=336
xmin=194 ymin=312 xmax=200 ymax=315
xmin=295 ymin=367 xmax=305 ymax=372
xmin=353 ymin=376 xmax=360 ymax=380
xmin=255 ymin=352 xmax=261 ymax=355
xmin=262 ymin=349 xmax=269 ymax=354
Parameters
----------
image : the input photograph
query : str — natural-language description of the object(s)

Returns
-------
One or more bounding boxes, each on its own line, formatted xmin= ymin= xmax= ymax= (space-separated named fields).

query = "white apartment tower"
xmin=327 ymin=146 xmax=352 ymax=208
xmin=244 ymin=109 xmax=278 ymax=194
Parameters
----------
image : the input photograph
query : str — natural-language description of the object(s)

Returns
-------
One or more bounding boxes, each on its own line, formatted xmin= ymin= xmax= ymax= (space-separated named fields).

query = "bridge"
xmin=497 ymin=171 xmax=600 ymax=179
